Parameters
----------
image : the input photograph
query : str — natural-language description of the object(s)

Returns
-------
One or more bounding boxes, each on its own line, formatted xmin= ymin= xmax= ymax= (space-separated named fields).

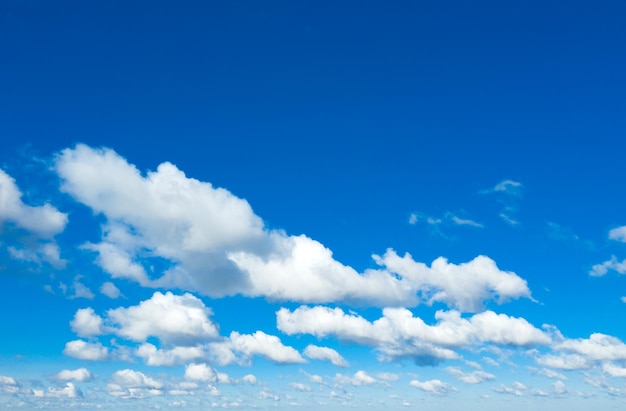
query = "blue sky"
xmin=1 ymin=0 xmax=626 ymax=409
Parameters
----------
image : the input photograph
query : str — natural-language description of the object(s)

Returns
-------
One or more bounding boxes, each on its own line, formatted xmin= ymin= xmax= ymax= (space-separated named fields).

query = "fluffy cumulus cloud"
xmin=107 ymin=369 xmax=163 ymax=399
xmin=54 ymin=145 xmax=530 ymax=309
xmin=105 ymin=291 xmax=219 ymax=345
xmin=375 ymin=250 xmax=531 ymax=312
xmin=210 ymin=331 xmax=305 ymax=365
xmin=304 ymin=344 xmax=349 ymax=367
xmin=70 ymin=308 xmax=103 ymax=337
xmin=0 ymin=168 xmax=68 ymax=237
xmin=277 ymin=306 xmax=549 ymax=364
xmin=184 ymin=363 xmax=217 ymax=382
xmin=63 ymin=340 xmax=109 ymax=361
xmin=335 ymin=371 xmax=376 ymax=386
xmin=135 ymin=343 xmax=206 ymax=366
xmin=56 ymin=368 xmax=94 ymax=382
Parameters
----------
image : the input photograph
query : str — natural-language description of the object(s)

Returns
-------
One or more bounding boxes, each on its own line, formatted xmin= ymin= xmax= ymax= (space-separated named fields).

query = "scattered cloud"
xmin=446 ymin=367 xmax=495 ymax=384
xmin=100 ymin=281 xmax=122 ymax=299
xmin=210 ymin=331 xmax=305 ymax=365
xmin=304 ymin=345 xmax=349 ymax=367
xmin=335 ymin=371 xmax=377 ymax=386
xmin=409 ymin=379 xmax=456 ymax=395
xmin=63 ymin=340 xmax=109 ymax=361
xmin=278 ymin=305 xmax=549 ymax=365
xmin=589 ymin=256 xmax=626 ymax=276
xmin=55 ymin=368 xmax=95 ymax=382
xmin=609 ymin=226 xmax=626 ymax=242
xmin=0 ymin=168 xmax=68 ymax=237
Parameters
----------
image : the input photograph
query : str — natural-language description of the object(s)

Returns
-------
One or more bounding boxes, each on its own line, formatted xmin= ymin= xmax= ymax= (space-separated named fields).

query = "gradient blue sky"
xmin=1 ymin=1 xmax=626 ymax=409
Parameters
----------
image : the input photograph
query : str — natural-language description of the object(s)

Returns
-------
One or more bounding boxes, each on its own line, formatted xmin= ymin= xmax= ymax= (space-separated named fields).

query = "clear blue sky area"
xmin=1 ymin=1 xmax=625 ymax=409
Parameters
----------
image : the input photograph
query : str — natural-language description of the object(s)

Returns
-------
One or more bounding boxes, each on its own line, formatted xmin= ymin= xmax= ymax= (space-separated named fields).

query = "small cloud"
xmin=289 ymin=383 xmax=311 ymax=392
xmin=499 ymin=213 xmax=520 ymax=226
xmin=590 ymin=256 xmax=626 ymax=277
xmin=409 ymin=379 xmax=456 ymax=396
xmin=304 ymin=345 xmax=348 ymax=367
xmin=56 ymin=368 xmax=95 ymax=382
xmin=609 ymin=226 xmax=626 ymax=242
xmin=449 ymin=214 xmax=483 ymax=228
xmin=546 ymin=222 xmax=580 ymax=242
xmin=493 ymin=179 xmax=523 ymax=194
xmin=100 ymin=282 xmax=122 ymax=299
xmin=621 ymin=296 xmax=626 ymax=304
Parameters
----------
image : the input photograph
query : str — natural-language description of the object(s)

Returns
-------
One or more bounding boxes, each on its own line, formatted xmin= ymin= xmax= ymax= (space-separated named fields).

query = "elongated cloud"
xmin=277 ymin=306 xmax=550 ymax=364
xmin=55 ymin=144 xmax=531 ymax=310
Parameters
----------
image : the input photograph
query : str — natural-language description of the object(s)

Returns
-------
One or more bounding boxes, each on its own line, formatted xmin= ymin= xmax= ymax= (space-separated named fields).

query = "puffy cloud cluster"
xmin=54 ymin=145 xmax=531 ymax=310
xmin=209 ymin=331 xmax=305 ymax=365
xmin=277 ymin=306 xmax=550 ymax=364
xmin=537 ymin=333 xmax=626 ymax=375
xmin=56 ymin=368 xmax=94 ymax=382
xmin=375 ymin=250 xmax=531 ymax=312
xmin=65 ymin=292 xmax=219 ymax=365
xmin=107 ymin=369 xmax=163 ymax=399
xmin=63 ymin=340 xmax=109 ymax=361
xmin=334 ymin=371 xmax=376 ymax=386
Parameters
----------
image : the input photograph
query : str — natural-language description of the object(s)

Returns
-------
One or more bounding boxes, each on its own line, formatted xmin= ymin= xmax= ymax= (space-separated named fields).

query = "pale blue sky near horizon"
xmin=1 ymin=1 xmax=626 ymax=409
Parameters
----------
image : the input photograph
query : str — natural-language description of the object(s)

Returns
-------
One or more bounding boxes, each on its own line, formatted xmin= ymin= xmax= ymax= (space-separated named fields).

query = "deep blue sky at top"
xmin=1 ymin=0 xmax=625 ymax=327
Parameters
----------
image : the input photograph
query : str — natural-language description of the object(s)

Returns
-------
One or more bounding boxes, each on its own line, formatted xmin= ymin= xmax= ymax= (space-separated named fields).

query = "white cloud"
xmin=278 ymin=306 xmax=549 ymax=364
xmin=55 ymin=145 xmax=528 ymax=309
xmin=290 ymin=383 xmax=311 ymax=392
xmin=409 ymin=379 xmax=455 ymax=395
xmin=590 ymin=256 xmax=626 ymax=276
xmin=63 ymin=340 xmax=108 ymax=360
xmin=553 ymin=380 xmax=568 ymax=395
xmin=449 ymin=214 xmax=483 ymax=228
xmin=135 ymin=343 xmax=205 ymax=366
xmin=100 ymin=282 xmax=122 ymax=299
xmin=535 ymin=354 xmax=591 ymax=370
xmin=42 ymin=383 xmax=81 ymax=398
xmin=242 ymin=374 xmax=257 ymax=384
xmin=446 ymin=367 xmax=495 ymax=384
xmin=70 ymin=308 xmax=103 ymax=337
xmin=335 ymin=371 xmax=376 ymax=386
xmin=211 ymin=331 xmax=305 ymax=365
xmin=228 ymin=233 xmax=418 ymax=306
xmin=554 ymin=333 xmax=626 ymax=362
xmin=609 ymin=226 xmax=626 ymax=242
xmin=494 ymin=381 xmax=527 ymax=396
xmin=0 ymin=168 xmax=67 ymax=237
xmin=184 ymin=363 xmax=216 ymax=382
xmin=7 ymin=242 xmax=66 ymax=268
xmin=535 ymin=368 xmax=567 ymax=380
xmin=56 ymin=368 xmax=94 ymax=382
xmin=373 ymin=250 xmax=532 ymax=312
xmin=106 ymin=291 xmax=219 ymax=345
xmin=492 ymin=180 xmax=523 ymax=195
xmin=0 ymin=376 xmax=19 ymax=394
xmin=83 ymin=241 xmax=150 ymax=285
xmin=377 ymin=372 xmax=400 ymax=382
xmin=304 ymin=345 xmax=348 ymax=367
xmin=601 ymin=362 xmax=626 ymax=377
xmin=111 ymin=369 xmax=163 ymax=389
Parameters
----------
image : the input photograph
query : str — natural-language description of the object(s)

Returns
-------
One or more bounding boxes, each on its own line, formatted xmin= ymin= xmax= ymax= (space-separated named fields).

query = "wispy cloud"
xmin=481 ymin=179 xmax=524 ymax=225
